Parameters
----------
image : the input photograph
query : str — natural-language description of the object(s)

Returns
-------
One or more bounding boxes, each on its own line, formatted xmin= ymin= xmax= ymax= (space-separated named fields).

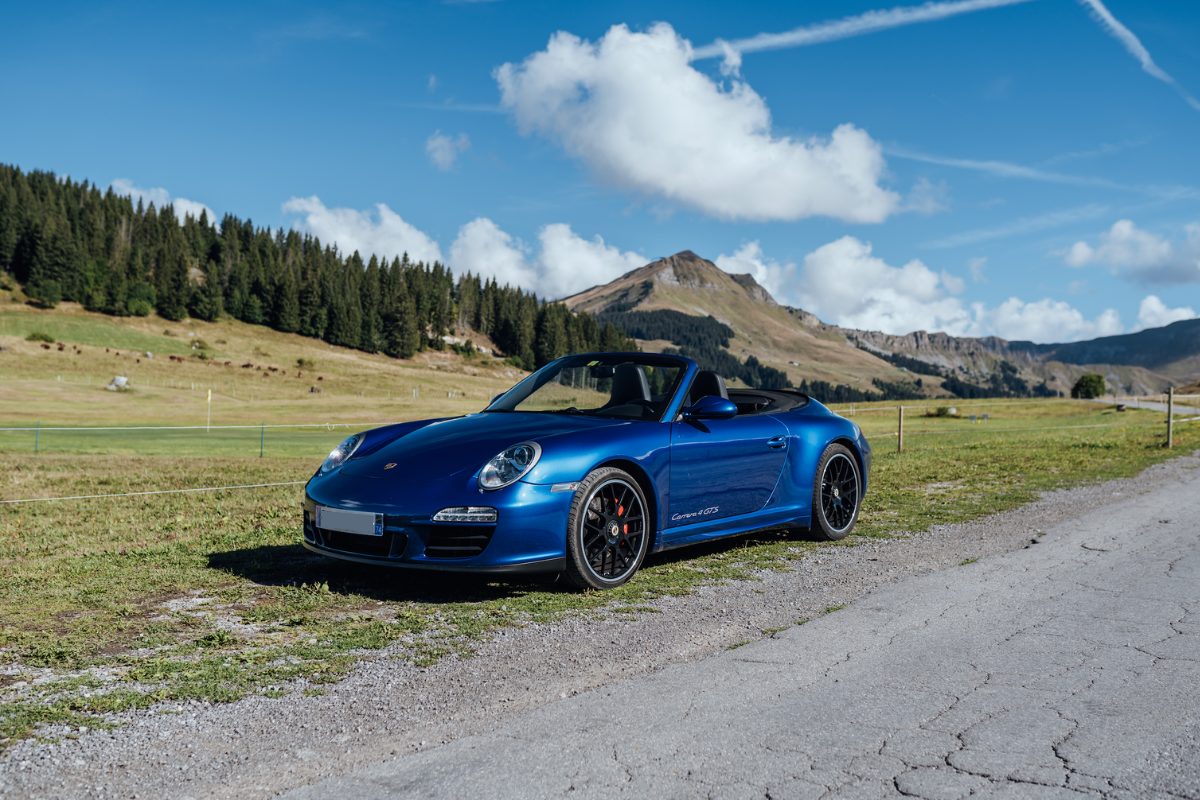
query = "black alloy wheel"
xmin=811 ymin=444 xmax=861 ymax=541
xmin=565 ymin=467 xmax=650 ymax=590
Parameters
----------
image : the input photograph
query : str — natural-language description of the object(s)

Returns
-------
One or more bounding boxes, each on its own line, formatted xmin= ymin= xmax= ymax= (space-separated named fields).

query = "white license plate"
xmin=315 ymin=506 xmax=383 ymax=537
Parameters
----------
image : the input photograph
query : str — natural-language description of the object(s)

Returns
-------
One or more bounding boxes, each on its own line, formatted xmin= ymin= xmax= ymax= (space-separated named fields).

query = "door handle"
xmin=767 ymin=436 xmax=787 ymax=449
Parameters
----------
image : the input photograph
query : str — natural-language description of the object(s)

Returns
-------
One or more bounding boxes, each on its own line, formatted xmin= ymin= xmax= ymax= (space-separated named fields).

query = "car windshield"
xmin=487 ymin=353 xmax=688 ymax=421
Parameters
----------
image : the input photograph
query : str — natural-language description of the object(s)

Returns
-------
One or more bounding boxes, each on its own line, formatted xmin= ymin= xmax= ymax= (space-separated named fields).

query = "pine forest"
xmin=0 ymin=164 xmax=638 ymax=371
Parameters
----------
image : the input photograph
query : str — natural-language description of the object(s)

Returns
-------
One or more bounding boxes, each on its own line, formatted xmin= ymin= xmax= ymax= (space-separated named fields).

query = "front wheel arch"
xmin=590 ymin=458 xmax=659 ymax=546
xmin=563 ymin=466 xmax=652 ymax=591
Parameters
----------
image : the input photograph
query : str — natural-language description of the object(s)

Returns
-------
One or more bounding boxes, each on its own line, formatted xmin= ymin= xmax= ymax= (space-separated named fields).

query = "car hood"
xmin=338 ymin=412 xmax=629 ymax=482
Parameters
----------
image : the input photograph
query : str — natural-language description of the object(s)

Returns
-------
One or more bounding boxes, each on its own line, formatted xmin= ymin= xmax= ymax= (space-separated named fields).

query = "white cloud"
xmin=110 ymin=179 xmax=215 ymax=224
xmin=940 ymin=271 xmax=966 ymax=295
xmin=715 ymin=39 xmax=742 ymax=77
xmin=279 ymin=199 xmax=643 ymax=297
xmin=536 ymin=224 xmax=645 ymax=299
xmin=902 ymin=177 xmax=949 ymax=214
xmin=448 ymin=218 xmax=537 ymax=290
xmin=448 ymin=219 xmax=646 ymax=299
xmin=1061 ymin=219 xmax=1200 ymax=285
xmin=967 ymin=256 xmax=988 ymax=283
xmin=426 ymin=131 xmax=471 ymax=170
xmin=495 ymin=23 xmax=900 ymax=223
xmin=692 ymin=0 xmax=1036 ymax=59
xmin=795 ymin=236 xmax=973 ymax=336
xmin=977 ymin=297 xmax=1123 ymax=342
xmin=746 ymin=237 xmax=1117 ymax=342
xmin=1078 ymin=0 xmax=1200 ymax=112
xmin=282 ymin=196 xmax=443 ymax=264
xmin=715 ymin=242 xmax=796 ymax=304
xmin=427 ymin=74 xmax=438 ymax=92
xmin=1133 ymin=295 xmax=1195 ymax=332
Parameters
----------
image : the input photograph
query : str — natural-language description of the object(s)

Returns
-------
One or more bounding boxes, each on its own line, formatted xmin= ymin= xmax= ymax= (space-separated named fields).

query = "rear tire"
xmin=812 ymin=444 xmax=861 ymax=541
xmin=564 ymin=468 xmax=651 ymax=591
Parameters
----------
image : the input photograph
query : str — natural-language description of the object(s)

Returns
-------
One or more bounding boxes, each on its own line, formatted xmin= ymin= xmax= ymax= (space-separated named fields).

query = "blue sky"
xmin=3 ymin=0 xmax=1199 ymax=343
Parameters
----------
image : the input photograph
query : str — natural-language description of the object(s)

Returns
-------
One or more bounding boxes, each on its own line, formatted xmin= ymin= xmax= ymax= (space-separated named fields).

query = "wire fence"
xmin=863 ymin=417 xmax=1190 ymax=440
xmin=835 ymin=396 xmax=1200 ymax=415
xmin=0 ymin=422 xmax=365 ymax=432
xmin=0 ymin=421 xmax=370 ymax=459
xmin=0 ymin=481 xmax=307 ymax=505
xmin=0 ymin=371 xmax=495 ymax=403
xmin=3 ymin=412 xmax=1192 ymax=506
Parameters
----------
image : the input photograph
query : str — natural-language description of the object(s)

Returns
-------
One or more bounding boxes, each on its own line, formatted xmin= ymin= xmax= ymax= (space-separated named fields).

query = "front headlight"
xmin=478 ymin=441 xmax=541 ymax=491
xmin=319 ymin=434 xmax=364 ymax=475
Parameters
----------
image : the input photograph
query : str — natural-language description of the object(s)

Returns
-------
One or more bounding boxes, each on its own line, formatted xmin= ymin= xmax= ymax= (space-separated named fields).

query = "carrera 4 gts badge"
xmin=384 ymin=463 xmax=397 ymax=470
xmin=671 ymin=506 xmax=719 ymax=522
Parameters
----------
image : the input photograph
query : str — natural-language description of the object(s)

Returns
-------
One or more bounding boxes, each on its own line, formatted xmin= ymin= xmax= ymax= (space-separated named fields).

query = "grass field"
xmin=1 ymin=304 xmax=1196 ymax=750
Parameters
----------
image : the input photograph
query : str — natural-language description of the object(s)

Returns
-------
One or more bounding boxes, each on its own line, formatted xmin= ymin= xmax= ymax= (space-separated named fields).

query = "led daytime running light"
xmin=432 ymin=506 xmax=498 ymax=523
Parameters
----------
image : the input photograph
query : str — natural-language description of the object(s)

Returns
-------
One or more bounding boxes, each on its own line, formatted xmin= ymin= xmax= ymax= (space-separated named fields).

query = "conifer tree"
xmin=188 ymin=262 xmax=224 ymax=322
xmin=274 ymin=267 xmax=301 ymax=333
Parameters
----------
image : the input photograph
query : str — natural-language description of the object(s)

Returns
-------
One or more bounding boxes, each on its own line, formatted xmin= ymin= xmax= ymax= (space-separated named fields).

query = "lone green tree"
xmin=1071 ymin=373 xmax=1106 ymax=399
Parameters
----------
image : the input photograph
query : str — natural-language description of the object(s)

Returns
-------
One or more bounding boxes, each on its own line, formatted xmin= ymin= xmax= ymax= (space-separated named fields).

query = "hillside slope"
xmin=563 ymin=251 xmax=912 ymax=392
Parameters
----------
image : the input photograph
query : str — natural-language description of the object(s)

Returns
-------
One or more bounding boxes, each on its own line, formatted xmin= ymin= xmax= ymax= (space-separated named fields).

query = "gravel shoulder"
xmin=3 ymin=451 xmax=1197 ymax=800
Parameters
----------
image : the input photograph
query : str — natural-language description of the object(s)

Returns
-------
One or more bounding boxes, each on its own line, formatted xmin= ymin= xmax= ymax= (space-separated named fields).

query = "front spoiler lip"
xmin=301 ymin=541 xmax=566 ymax=574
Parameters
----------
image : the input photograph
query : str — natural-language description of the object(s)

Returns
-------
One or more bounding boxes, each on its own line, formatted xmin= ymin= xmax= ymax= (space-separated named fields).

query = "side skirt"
xmin=652 ymin=506 xmax=810 ymax=553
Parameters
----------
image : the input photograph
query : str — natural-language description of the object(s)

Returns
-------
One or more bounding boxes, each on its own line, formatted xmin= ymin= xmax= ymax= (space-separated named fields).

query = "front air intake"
xmin=420 ymin=524 xmax=496 ymax=559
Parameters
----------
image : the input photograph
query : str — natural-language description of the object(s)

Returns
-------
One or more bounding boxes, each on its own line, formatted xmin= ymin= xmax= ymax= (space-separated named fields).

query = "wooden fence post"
xmin=1167 ymin=387 xmax=1174 ymax=449
xmin=898 ymin=406 xmax=904 ymax=454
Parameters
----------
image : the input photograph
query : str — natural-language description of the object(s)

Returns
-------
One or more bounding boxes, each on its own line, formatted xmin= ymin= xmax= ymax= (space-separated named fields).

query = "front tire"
xmin=564 ymin=468 xmax=650 ymax=591
xmin=812 ymin=444 xmax=862 ymax=541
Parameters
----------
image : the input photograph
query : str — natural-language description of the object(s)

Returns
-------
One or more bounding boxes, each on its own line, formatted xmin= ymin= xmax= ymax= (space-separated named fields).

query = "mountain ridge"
xmin=562 ymin=250 xmax=1196 ymax=396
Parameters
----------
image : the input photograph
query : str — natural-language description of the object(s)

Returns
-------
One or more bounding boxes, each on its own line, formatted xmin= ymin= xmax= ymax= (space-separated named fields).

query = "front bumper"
xmin=302 ymin=470 xmax=574 ymax=573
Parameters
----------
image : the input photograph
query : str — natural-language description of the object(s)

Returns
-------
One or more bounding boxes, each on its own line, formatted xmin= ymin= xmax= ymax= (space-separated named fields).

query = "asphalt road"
xmin=1104 ymin=396 xmax=1200 ymax=416
xmin=287 ymin=463 xmax=1200 ymax=799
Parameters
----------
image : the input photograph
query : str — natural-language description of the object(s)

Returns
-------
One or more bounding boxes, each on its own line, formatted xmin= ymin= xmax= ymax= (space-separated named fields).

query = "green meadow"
xmin=0 ymin=304 xmax=1194 ymax=749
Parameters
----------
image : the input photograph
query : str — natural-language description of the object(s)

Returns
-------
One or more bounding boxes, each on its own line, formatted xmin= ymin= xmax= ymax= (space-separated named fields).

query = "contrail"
xmin=691 ymin=0 xmax=1038 ymax=60
xmin=690 ymin=0 xmax=1200 ymax=114
xmin=1077 ymin=0 xmax=1200 ymax=112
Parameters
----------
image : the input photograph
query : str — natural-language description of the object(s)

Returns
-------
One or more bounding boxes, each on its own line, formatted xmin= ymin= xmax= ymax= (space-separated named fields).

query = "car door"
xmin=666 ymin=414 xmax=789 ymax=529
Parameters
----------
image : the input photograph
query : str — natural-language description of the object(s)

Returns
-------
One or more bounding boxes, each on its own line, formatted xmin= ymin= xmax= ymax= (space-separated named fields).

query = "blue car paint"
xmin=667 ymin=414 xmax=788 ymax=526
xmin=302 ymin=352 xmax=870 ymax=573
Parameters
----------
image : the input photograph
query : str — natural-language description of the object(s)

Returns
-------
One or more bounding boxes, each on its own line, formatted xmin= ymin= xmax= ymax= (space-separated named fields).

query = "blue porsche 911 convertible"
xmin=302 ymin=352 xmax=871 ymax=590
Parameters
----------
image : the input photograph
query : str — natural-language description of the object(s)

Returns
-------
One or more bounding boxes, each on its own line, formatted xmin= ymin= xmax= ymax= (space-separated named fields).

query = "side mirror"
xmin=491 ymin=393 xmax=505 ymax=405
xmin=682 ymin=395 xmax=738 ymax=421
